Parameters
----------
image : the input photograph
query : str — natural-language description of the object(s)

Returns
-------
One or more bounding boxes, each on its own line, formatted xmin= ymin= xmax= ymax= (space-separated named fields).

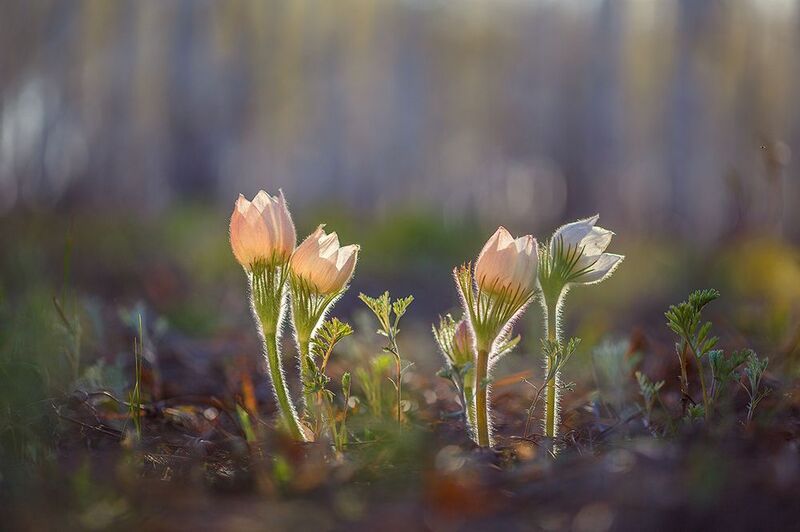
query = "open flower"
xmin=549 ymin=215 xmax=623 ymax=285
xmin=291 ymin=225 xmax=359 ymax=295
xmin=538 ymin=214 xmax=624 ymax=441
xmin=230 ymin=190 xmax=296 ymax=269
xmin=475 ymin=227 xmax=539 ymax=295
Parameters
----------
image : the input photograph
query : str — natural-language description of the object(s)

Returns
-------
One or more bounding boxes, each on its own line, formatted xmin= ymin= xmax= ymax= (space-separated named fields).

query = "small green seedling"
xmin=635 ymin=371 xmax=664 ymax=431
xmin=741 ymin=352 xmax=769 ymax=425
xmin=665 ymin=288 xmax=720 ymax=419
xmin=359 ymin=291 xmax=414 ymax=425
xmin=303 ymin=318 xmax=353 ymax=445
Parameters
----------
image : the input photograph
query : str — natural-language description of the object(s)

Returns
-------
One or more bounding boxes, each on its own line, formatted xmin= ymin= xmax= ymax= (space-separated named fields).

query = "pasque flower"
xmin=475 ymin=227 xmax=539 ymax=295
xmin=547 ymin=215 xmax=623 ymax=286
xmin=289 ymin=226 xmax=359 ymax=425
xmin=455 ymin=227 xmax=538 ymax=447
xmin=452 ymin=319 xmax=473 ymax=366
xmin=230 ymin=190 xmax=296 ymax=268
xmin=433 ymin=316 xmax=477 ymax=437
xmin=539 ymin=214 xmax=624 ymax=440
xmin=230 ymin=189 xmax=306 ymax=441
xmin=291 ymin=225 xmax=359 ymax=295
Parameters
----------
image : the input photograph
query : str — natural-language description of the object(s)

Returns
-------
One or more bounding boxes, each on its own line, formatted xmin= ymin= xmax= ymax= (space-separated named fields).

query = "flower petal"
xmin=290 ymin=226 xmax=358 ymax=294
xmin=550 ymin=214 xmax=599 ymax=255
xmin=581 ymin=226 xmax=613 ymax=256
xmin=276 ymin=190 xmax=297 ymax=257
xmin=576 ymin=253 xmax=624 ymax=284
xmin=229 ymin=190 xmax=296 ymax=267
xmin=476 ymin=227 xmax=538 ymax=294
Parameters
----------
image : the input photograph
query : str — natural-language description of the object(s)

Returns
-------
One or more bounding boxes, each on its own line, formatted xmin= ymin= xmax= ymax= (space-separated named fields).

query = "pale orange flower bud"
xmin=475 ymin=227 xmax=538 ymax=295
xmin=291 ymin=225 xmax=359 ymax=295
xmin=452 ymin=319 xmax=473 ymax=365
xmin=230 ymin=190 xmax=296 ymax=269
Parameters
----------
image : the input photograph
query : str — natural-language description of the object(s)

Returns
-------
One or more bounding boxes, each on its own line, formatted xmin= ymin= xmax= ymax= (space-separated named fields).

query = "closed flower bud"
xmin=230 ymin=190 xmax=296 ymax=269
xmin=475 ymin=227 xmax=539 ymax=295
xmin=550 ymin=215 xmax=623 ymax=285
xmin=451 ymin=319 xmax=473 ymax=366
xmin=291 ymin=225 xmax=359 ymax=294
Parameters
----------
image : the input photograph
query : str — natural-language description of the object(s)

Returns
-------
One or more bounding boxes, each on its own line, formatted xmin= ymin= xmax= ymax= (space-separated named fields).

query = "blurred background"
xmin=1 ymin=0 xmax=798 ymax=239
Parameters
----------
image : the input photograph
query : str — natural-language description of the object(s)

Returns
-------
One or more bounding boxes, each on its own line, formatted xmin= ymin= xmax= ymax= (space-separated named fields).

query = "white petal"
xmin=494 ymin=226 xmax=515 ymax=250
xmin=575 ymin=253 xmax=624 ymax=284
xmin=581 ymin=226 xmax=613 ymax=256
xmin=318 ymin=231 xmax=341 ymax=258
xmin=333 ymin=245 xmax=359 ymax=290
xmin=551 ymin=215 xmax=598 ymax=254
xmin=235 ymin=194 xmax=251 ymax=215
xmin=277 ymin=189 xmax=296 ymax=256
xmin=510 ymin=237 xmax=538 ymax=292
xmin=251 ymin=190 xmax=276 ymax=212
xmin=336 ymin=244 xmax=359 ymax=270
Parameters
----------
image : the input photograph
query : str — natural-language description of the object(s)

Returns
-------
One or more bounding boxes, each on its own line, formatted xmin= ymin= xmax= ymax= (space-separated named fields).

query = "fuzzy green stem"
xmin=263 ymin=331 xmax=306 ymax=441
xmin=298 ymin=335 xmax=324 ymax=436
xmin=463 ymin=379 xmax=476 ymax=433
xmin=299 ymin=338 xmax=310 ymax=359
xmin=298 ymin=336 xmax=312 ymax=400
xmin=544 ymin=299 xmax=558 ymax=438
xmin=475 ymin=347 xmax=490 ymax=447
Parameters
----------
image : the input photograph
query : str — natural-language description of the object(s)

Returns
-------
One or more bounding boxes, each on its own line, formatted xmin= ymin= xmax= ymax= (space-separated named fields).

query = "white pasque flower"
xmin=550 ymin=215 xmax=623 ymax=284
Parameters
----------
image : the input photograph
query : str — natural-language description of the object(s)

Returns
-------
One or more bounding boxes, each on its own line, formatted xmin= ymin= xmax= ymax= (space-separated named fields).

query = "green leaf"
xmin=688 ymin=288 xmax=720 ymax=311
xmin=494 ymin=334 xmax=522 ymax=359
xmin=359 ymin=292 xmax=391 ymax=331
xmin=392 ymin=295 xmax=414 ymax=320
xmin=310 ymin=318 xmax=353 ymax=364
xmin=697 ymin=321 xmax=712 ymax=344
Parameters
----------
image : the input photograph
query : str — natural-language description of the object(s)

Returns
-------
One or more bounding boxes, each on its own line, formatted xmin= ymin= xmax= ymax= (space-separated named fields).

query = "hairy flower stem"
xmin=249 ymin=261 xmax=306 ymax=441
xmin=543 ymin=298 xmax=559 ymax=438
xmin=298 ymin=336 xmax=313 ymax=400
xmin=263 ymin=331 xmax=305 ymax=441
xmin=475 ymin=347 xmax=490 ymax=447
xmin=297 ymin=335 xmax=324 ymax=434
xmin=464 ymin=378 xmax=476 ymax=433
